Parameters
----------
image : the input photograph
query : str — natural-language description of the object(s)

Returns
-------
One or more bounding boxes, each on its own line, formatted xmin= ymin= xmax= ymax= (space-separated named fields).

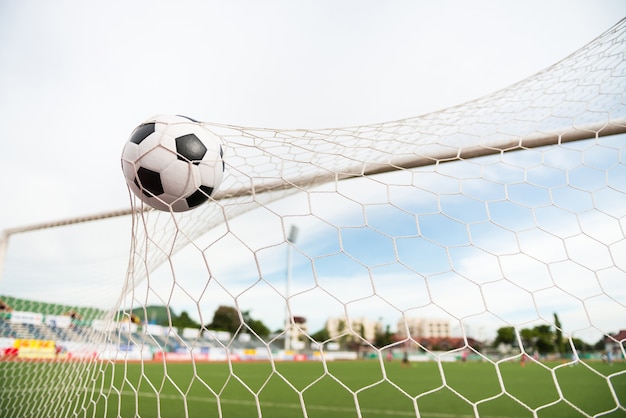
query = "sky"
xmin=1 ymin=1 xmax=625 ymax=344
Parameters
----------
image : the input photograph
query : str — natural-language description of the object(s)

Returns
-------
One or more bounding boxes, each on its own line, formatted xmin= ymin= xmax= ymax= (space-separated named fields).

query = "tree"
xmin=374 ymin=324 xmax=394 ymax=348
xmin=172 ymin=311 xmax=200 ymax=330
xmin=594 ymin=338 xmax=606 ymax=351
xmin=354 ymin=323 xmax=367 ymax=354
xmin=519 ymin=325 xmax=555 ymax=355
xmin=205 ymin=306 xmax=271 ymax=338
xmin=571 ymin=337 xmax=592 ymax=352
xmin=311 ymin=327 xmax=330 ymax=342
xmin=242 ymin=310 xmax=270 ymax=338
xmin=207 ymin=305 xmax=241 ymax=333
xmin=493 ymin=326 xmax=516 ymax=347
xmin=336 ymin=319 xmax=348 ymax=349
xmin=519 ymin=328 xmax=536 ymax=351
xmin=533 ymin=325 xmax=554 ymax=354
xmin=553 ymin=313 xmax=564 ymax=355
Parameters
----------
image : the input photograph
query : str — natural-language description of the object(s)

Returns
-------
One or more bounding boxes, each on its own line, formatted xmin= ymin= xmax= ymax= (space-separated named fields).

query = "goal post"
xmin=1 ymin=18 xmax=626 ymax=418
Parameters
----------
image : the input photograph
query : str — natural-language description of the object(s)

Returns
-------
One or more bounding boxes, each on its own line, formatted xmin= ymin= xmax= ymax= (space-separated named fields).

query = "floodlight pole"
xmin=284 ymin=225 xmax=298 ymax=353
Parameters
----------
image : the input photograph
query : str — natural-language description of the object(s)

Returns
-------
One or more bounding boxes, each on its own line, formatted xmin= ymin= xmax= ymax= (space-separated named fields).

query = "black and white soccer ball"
xmin=121 ymin=114 xmax=225 ymax=212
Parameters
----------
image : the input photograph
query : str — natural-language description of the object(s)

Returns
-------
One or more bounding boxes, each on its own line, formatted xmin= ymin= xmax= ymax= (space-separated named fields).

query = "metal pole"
xmin=284 ymin=226 xmax=298 ymax=353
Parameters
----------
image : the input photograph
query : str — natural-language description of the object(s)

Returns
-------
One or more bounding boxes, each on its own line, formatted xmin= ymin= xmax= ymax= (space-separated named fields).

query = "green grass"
xmin=1 ymin=359 xmax=625 ymax=417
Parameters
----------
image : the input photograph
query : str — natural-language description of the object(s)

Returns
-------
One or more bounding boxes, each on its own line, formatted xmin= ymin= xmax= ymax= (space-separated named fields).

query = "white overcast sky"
xmin=0 ymin=1 xmax=624 ymax=230
xmin=1 ymin=1 xmax=625 ymax=341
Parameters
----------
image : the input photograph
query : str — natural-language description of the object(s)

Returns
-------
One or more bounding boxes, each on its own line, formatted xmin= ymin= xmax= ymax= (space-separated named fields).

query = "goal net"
xmin=1 ymin=18 xmax=626 ymax=418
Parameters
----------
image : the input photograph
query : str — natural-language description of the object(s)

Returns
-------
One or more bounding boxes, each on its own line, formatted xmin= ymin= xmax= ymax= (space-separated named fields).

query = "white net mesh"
xmin=1 ymin=17 xmax=626 ymax=418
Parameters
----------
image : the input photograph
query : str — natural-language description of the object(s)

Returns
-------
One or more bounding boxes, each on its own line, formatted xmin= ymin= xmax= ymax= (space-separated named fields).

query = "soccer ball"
xmin=121 ymin=114 xmax=225 ymax=212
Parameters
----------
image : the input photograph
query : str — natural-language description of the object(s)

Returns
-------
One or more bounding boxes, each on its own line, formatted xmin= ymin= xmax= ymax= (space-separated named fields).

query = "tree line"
xmin=492 ymin=313 xmax=605 ymax=354
xmin=151 ymin=307 xmax=605 ymax=352
xmin=148 ymin=305 xmax=395 ymax=347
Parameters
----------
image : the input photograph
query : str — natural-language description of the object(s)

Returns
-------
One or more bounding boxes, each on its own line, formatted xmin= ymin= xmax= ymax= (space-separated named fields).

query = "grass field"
xmin=87 ymin=359 xmax=625 ymax=418
xmin=1 ymin=359 xmax=625 ymax=417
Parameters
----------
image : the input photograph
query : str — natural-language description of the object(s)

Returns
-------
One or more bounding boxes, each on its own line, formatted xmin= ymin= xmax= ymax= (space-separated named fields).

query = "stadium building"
xmin=396 ymin=317 xmax=450 ymax=339
xmin=325 ymin=316 xmax=383 ymax=343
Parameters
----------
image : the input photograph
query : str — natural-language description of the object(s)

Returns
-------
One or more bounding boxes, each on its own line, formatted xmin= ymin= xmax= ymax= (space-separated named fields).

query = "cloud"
xmin=3 ymin=143 xmax=625 ymax=347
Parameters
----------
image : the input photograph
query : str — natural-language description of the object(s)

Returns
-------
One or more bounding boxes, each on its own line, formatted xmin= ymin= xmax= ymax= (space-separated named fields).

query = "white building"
xmin=396 ymin=317 xmax=450 ymax=339
xmin=285 ymin=315 xmax=308 ymax=351
xmin=326 ymin=316 xmax=383 ymax=342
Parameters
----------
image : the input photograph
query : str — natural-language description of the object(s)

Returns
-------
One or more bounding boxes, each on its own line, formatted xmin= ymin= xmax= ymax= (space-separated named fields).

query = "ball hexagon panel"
xmin=175 ymin=134 xmax=207 ymax=164
xmin=136 ymin=142 xmax=176 ymax=173
xmin=198 ymin=159 xmax=223 ymax=187
xmin=158 ymin=159 xmax=197 ymax=198
xmin=135 ymin=167 xmax=164 ymax=196
xmin=129 ymin=123 xmax=155 ymax=145
xmin=121 ymin=114 xmax=225 ymax=212
xmin=186 ymin=186 xmax=213 ymax=208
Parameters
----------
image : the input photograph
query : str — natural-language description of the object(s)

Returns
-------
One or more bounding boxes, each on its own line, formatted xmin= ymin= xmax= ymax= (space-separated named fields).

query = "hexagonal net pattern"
xmin=2 ymin=18 xmax=626 ymax=418
xmin=114 ymin=19 xmax=626 ymax=418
